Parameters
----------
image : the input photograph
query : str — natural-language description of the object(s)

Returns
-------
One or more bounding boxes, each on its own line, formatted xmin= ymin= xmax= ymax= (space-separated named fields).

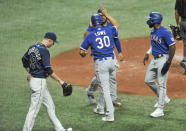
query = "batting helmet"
xmin=91 ymin=14 xmax=103 ymax=26
xmin=146 ymin=12 xmax=163 ymax=28
xmin=97 ymin=9 xmax=102 ymax=15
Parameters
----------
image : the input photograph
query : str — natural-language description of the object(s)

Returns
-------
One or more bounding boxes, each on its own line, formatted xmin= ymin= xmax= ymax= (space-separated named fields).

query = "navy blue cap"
xmin=44 ymin=32 xmax=59 ymax=44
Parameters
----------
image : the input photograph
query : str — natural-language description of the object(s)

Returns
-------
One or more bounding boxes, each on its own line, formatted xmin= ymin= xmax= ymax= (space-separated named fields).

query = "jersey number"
xmin=96 ymin=36 xmax=110 ymax=49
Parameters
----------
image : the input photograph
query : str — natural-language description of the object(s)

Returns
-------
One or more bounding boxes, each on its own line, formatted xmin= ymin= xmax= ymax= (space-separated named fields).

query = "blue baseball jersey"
xmin=22 ymin=43 xmax=51 ymax=78
xmin=81 ymin=26 xmax=119 ymax=60
xmin=150 ymin=26 xmax=175 ymax=55
xmin=86 ymin=21 xmax=113 ymax=32
xmin=86 ymin=22 xmax=122 ymax=53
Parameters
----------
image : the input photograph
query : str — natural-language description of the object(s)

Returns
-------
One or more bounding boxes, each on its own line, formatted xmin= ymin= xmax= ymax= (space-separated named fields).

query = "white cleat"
xmin=94 ymin=108 xmax=104 ymax=115
xmin=65 ymin=128 xmax=72 ymax=131
xmin=150 ymin=108 xmax=164 ymax=118
xmin=102 ymin=117 xmax=114 ymax=122
xmin=154 ymin=97 xmax=170 ymax=108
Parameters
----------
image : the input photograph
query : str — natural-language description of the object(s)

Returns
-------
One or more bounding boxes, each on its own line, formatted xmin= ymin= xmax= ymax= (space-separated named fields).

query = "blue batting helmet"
xmin=97 ymin=9 xmax=102 ymax=15
xmin=146 ymin=12 xmax=163 ymax=28
xmin=91 ymin=14 xmax=103 ymax=26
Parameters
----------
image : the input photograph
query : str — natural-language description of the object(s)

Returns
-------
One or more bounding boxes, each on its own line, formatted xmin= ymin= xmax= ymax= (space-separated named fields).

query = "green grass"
xmin=0 ymin=0 xmax=184 ymax=130
xmin=1 ymin=84 xmax=186 ymax=131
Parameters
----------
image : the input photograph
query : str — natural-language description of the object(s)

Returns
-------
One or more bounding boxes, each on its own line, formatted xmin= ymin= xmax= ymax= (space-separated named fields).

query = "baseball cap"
xmin=44 ymin=32 xmax=59 ymax=44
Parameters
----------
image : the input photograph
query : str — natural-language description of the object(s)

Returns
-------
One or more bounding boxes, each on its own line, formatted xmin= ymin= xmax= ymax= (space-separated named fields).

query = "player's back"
xmin=88 ymin=26 xmax=116 ymax=59
xmin=26 ymin=43 xmax=50 ymax=78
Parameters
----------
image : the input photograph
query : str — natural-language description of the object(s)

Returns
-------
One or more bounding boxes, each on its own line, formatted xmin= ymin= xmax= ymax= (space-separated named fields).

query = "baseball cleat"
xmin=150 ymin=108 xmax=164 ymax=118
xmin=65 ymin=128 xmax=72 ymax=131
xmin=154 ymin=96 xmax=170 ymax=108
xmin=87 ymin=95 xmax=96 ymax=104
xmin=102 ymin=117 xmax=114 ymax=122
xmin=86 ymin=88 xmax=96 ymax=104
xmin=94 ymin=108 xmax=104 ymax=115
xmin=180 ymin=60 xmax=186 ymax=69
xmin=113 ymin=101 xmax=122 ymax=107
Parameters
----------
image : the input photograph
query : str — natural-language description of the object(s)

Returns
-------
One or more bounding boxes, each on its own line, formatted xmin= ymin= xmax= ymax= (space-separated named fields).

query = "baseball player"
xmin=80 ymin=14 xmax=122 ymax=122
xmin=22 ymin=32 xmax=72 ymax=131
xmin=144 ymin=12 xmax=176 ymax=117
xmin=84 ymin=6 xmax=123 ymax=106
xmin=175 ymin=0 xmax=186 ymax=74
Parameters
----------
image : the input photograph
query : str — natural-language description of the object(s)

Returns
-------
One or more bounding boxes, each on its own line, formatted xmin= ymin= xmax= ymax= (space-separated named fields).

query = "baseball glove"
xmin=61 ymin=82 xmax=72 ymax=96
xmin=169 ymin=24 xmax=182 ymax=40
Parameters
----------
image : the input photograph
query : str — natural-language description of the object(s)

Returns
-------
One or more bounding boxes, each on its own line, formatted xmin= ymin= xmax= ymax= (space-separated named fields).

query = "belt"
xmin=181 ymin=17 xmax=186 ymax=21
xmin=153 ymin=54 xmax=164 ymax=59
xmin=94 ymin=56 xmax=114 ymax=61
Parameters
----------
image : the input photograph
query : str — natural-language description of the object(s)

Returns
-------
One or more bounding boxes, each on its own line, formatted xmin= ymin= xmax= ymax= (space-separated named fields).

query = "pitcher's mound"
xmin=51 ymin=37 xmax=186 ymax=98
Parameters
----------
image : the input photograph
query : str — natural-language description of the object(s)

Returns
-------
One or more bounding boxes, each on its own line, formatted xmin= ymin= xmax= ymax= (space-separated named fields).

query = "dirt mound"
xmin=51 ymin=37 xmax=186 ymax=98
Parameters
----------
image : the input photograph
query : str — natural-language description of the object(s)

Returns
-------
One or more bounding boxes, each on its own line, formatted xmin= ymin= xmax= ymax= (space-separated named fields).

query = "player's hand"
xmin=118 ymin=53 xmax=124 ymax=61
xmin=79 ymin=49 xmax=87 ymax=57
xmin=27 ymin=74 xmax=31 ymax=81
xmin=100 ymin=6 xmax=109 ymax=17
xmin=143 ymin=54 xmax=149 ymax=65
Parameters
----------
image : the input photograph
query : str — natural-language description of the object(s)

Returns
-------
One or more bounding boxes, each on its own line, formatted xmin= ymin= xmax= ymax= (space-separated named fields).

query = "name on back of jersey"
xmin=94 ymin=30 xmax=106 ymax=36
xmin=28 ymin=47 xmax=41 ymax=60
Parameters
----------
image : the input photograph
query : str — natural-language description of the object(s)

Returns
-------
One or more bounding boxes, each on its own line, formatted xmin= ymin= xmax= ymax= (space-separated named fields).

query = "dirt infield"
xmin=51 ymin=37 xmax=186 ymax=98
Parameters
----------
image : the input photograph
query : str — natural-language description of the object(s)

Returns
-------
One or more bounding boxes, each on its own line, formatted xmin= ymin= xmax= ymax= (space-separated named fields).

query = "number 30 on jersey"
xmin=96 ymin=36 xmax=110 ymax=49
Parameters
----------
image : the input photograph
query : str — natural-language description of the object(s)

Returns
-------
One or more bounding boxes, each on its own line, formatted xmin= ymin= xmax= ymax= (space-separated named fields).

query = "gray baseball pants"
xmin=94 ymin=57 xmax=116 ymax=119
xmin=145 ymin=55 xmax=169 ymax=109
xmin=86 ymin=59 xmax=118 ymax=102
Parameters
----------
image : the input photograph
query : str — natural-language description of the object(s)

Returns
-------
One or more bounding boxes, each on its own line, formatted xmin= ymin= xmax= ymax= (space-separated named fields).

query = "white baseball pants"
xmin=23 ymin=77 xmax=64 ymax=131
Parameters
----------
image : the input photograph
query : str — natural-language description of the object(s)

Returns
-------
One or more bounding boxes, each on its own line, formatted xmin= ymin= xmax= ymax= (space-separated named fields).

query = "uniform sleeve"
xmin=86 ymin=26 xmax=95 ymax=32
xmin=80 ymin=34 xmax=91 ymax=50
xmin=40 ymin=48 xmax=53 ymax=75
xmin=163 ymin=30 xmax=176 ymax=46
xmin=22 ymin=50 xmax=29 ymax=68
xmin=112 ymin=26 xmax=119 ymax=38
xmin=114 ymin=38 xmax=122 ymax=53
xmin=112 ymin=26 xmax=122 ymax=53
xmin=40 ymin=48 xmax=51 ymax=68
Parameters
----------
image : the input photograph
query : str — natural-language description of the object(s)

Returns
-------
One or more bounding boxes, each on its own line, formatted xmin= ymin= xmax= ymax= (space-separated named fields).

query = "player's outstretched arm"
xmin=101 ymin=6 xmax=120 ymax=29
xmin=167 ymin=44 xmax=176 ymax=63
xmin=50 ymin=72 xmax=64 ymax=85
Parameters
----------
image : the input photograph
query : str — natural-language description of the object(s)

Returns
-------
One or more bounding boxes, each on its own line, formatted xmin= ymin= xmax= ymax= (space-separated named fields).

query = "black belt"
xmin=153 ymin=54 xmax=164 ymax=59
xmin=181 ymin=17 xmax=186 ymax=21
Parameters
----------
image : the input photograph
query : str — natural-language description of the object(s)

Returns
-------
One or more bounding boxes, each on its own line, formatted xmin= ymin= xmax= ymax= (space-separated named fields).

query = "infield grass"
xmin=1 ymin=0 xmax=185 ymax=130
